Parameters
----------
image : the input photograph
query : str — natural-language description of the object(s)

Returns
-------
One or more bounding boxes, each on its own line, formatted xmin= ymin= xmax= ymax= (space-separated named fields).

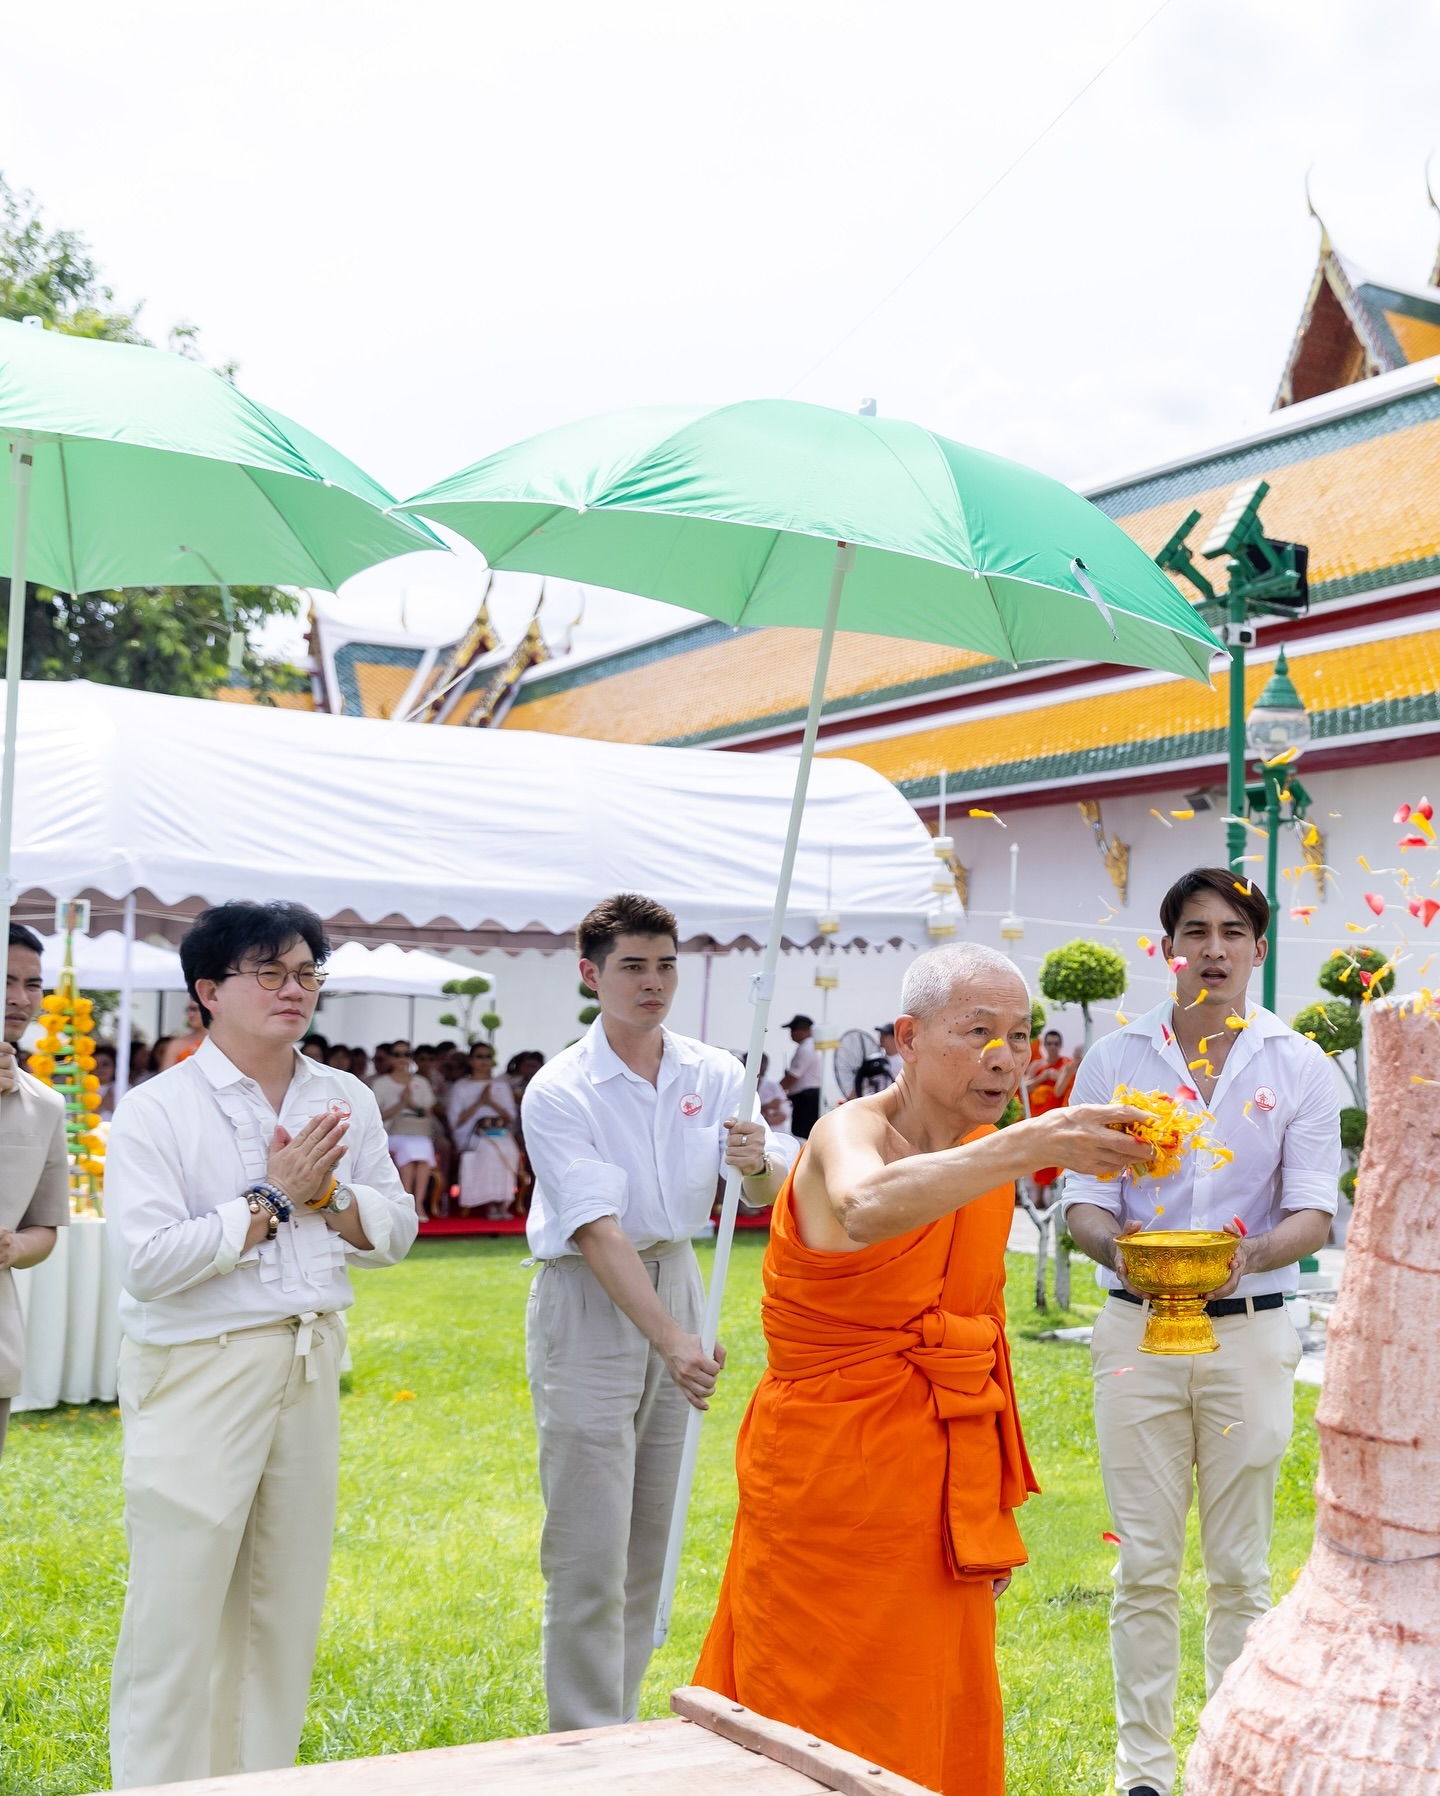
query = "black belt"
xmin=1109 ymin=1287 xmax=1285 ymax=1320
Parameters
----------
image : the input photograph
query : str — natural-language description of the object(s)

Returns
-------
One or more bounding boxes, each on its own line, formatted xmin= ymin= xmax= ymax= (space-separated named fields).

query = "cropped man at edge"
xmin=104 ymin=901 xmax=417 ymax=1789
xmin=0 ymin=923 xmax=68 ymax=1458
xmin=522 ymin=892 xmax=784 ymax=1733
xmin=1063 ymin=867 xmax=1339 ymax=1796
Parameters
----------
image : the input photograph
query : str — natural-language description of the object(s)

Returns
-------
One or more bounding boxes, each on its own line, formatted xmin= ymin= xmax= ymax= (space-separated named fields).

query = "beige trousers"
xmin=1090 ymin=1295 xmax=1302 ymax=1796
xmin=526 ymin=1240 xmax=702 ymax=1733
xmin=109 ymin=1314 xmax=344 ymax=1790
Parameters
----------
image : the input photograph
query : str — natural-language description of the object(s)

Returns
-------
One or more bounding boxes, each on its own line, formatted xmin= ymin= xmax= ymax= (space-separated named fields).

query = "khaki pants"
xmin=109 ymin=1314 xmax=344 ymax=1789
xmin=526 ymin=1241 xmax=702 ymax=1732
xmin=1090 ymin=1295 xmax=1302 ymax=1796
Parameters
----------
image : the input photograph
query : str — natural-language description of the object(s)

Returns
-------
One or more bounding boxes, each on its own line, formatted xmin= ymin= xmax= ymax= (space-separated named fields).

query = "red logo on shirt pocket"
xmin=680 ymin=1092 xmax=703 ymax=1117
xmin=1254 ymin=1086 xmax=1277 ymax=1112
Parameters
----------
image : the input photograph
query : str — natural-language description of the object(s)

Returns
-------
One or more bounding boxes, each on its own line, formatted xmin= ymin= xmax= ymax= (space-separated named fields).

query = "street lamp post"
xmin=1156 ymin=479 xmax=1310 ymax=873
xmin=1245 ymin=649 xmax=1312 ymax=1012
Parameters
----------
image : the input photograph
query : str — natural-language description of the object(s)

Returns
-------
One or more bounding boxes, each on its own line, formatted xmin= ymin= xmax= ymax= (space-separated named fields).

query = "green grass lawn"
xmin=1 ymin=1238 xmax=1318 ymax=1795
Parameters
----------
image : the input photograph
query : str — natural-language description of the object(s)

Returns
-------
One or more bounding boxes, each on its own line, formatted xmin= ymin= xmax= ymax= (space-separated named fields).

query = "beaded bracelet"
xmin=243 ymin=1181 xmax=293 ymax=1226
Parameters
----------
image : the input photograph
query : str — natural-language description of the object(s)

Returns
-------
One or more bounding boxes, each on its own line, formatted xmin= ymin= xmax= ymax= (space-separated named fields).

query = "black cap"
xmin=782 ymin=1014 xmax=813 ymax=1030
xmin=876 ymin=1022 xmax=895 ymax=1035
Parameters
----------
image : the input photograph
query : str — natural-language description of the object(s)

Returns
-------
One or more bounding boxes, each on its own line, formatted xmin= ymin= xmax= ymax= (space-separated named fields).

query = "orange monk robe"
xmin=695 ymin=1128 xmax=1038 ymax=1795
xmin=1027 ymin=1058 xmax=1071 ymax=1189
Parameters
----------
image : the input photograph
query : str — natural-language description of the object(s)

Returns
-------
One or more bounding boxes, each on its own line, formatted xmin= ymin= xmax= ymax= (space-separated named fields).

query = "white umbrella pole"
xmin=653 ymin=538 xmax=853 ymax=1650
xmin=113 ymin=893 xmax=137 ymax=1106
xmin=0 ymin=435 xmax=34 ymax=952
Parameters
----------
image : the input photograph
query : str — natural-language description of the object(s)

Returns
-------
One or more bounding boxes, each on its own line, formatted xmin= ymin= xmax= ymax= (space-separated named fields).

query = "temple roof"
xmin=1274 ymin=225 xmax=1440 ymax=408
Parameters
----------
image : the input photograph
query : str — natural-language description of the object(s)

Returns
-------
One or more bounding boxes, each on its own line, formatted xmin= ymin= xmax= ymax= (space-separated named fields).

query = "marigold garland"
xmin=1100 ymin=1084 xmax=1233 ymax=1182
xmin=28 ymin=971 xmax=105 ymax=1209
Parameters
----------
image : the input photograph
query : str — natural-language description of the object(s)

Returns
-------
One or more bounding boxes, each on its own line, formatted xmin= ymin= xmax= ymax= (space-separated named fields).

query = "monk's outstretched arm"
xmin=817 ymin=1103 xmax=1152 ymax=1246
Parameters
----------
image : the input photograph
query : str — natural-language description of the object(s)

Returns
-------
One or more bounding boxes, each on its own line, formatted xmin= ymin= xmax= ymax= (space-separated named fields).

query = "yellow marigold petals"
xmin=968 ymin=808 xmax=1006 ymax=827
xmin=1171 ymin=809 xmax=1195 ymax=820
xmin=982 ymin=1039 xmax=1003 ymax=1052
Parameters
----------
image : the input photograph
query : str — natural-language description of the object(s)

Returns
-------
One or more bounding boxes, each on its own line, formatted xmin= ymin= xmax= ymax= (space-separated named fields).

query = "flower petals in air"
xmin=1115 ymin=1011 xmax=1129 ymax=1025
xmin=1175 ymin=1084 xmax=1199 ymax=1102
xmin=1420 ymin=798 xmax=1435 ymax=821
xmin=1364 ymin=893 xmax=1386 ymax=915
xmin=1169 ymin=955 xmax=1188 ymax=970
xmin=1150 ymin=808 xmax=1173 ymax=828
xmin=1102 ymin=1531 xmax=1122 ymax=1546
xmin=1400 ymin=834 xmax=1430 ymax=851
xmin=1231 ymin=1214 xmax=1248 ymax=1236
xmin=983 ymin=1038 xmax=1003 ymax=1052
xmin=1137 ymin=935 xmax=1157 ymax=956
xmin=1171 ymin=808 xmax=1195 ymax=819
xmin=1396 ymin=803 xmax=1413 ymax=824
xmin=393 ymin=1390 xmax=416 ymax=1402
xmin=1409 ymin=898 xmax=1440 ymax=927
xmin=969 ymin=808 xmax=1006 ymax=827
xmin=1302 ymin=822 xmax=1320 ymax=846
xmin=1291 ymin=905 xmax=1316 ymax=923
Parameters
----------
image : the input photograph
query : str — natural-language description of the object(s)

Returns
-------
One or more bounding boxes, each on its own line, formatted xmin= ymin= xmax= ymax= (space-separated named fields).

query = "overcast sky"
xmin=8 ymin=0 xmax=1440 ymax=654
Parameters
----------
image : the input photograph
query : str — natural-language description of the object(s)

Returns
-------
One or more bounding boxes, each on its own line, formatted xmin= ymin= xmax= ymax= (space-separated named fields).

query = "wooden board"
xmin=90 ymin=1719 xmax=827 ymax=1795
xmin=90 ymin=1689 xmax=935 ymax=1795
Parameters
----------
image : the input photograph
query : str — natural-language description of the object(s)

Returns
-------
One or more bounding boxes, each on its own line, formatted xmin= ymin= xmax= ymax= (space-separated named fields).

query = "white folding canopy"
xmin=9 ymin=680 xmax=940 ymax=952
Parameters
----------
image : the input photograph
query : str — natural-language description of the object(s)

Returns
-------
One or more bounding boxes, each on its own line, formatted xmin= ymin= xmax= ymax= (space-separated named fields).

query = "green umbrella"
xmin=402 ymin=397 xmax=1224 ymax=1644
xmin=0 ymin=316 xmax=442 ymax=951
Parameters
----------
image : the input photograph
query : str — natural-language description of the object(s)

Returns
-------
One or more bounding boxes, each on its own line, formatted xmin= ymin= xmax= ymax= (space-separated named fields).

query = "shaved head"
xmin=901 ymin=942 xmax=1027 ymax=1021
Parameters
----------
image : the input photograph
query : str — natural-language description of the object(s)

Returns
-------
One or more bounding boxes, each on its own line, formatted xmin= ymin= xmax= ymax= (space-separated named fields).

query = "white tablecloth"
xmin=13 ymin=1216 xmax=122 ymax=1411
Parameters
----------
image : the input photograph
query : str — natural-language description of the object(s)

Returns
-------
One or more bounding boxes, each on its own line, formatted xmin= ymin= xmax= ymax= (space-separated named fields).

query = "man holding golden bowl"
xmin=1063 ymin=868 xmax=1340 ymax=1796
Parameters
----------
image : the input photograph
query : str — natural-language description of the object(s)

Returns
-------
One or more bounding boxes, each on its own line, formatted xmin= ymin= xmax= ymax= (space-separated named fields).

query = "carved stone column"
xmin=1186 ymin=1006 xmax=1440 ymax=1793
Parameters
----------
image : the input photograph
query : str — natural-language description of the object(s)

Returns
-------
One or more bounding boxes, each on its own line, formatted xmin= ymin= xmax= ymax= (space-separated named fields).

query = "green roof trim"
xmin=894 ymin=689 xmax=1440 ymax=802
xmin=1359 ymin=281 xmax=1440 ymax=329
xmin=1091 ymin=382 xmax=1440 ymax=520
xmin=334 ymin=641 xmax=423 ymax=718
xmin=512 ymin=619 xmax=752 ymax=705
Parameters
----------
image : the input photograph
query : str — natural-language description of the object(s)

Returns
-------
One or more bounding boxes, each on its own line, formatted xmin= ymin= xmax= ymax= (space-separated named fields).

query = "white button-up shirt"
xmin=1061 ymin=1000 xmax=1340 ymax=1297
xmin=105 ymin=1037 xmax=418 ymax=1345
xmin=522 ymin=1019 xmax=779 ymax=1260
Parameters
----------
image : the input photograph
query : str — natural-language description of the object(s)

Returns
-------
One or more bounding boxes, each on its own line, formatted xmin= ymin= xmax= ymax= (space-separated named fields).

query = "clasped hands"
xmin=242 ymin=1112 xmax=350 ymax=1249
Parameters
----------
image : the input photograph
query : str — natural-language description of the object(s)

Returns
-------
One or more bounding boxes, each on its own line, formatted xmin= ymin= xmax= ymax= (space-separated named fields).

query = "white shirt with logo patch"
xmin=1061 ymin=999 xmax=1341 ymax=1297
xmin=521 ymin=1019 xmax=781 ymax=1259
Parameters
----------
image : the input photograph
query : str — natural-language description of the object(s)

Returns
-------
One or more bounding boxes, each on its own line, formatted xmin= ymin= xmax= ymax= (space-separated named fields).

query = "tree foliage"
xmin=1292 ymin=999 xmax=1362 ymax=1056
xmin=1038 ymin=940 xmax=1128 ymax=1018
xmin=1339 ymin=1106 xmax=1368 ymax=1154
xmin=0 ymin=173 xmax=300 ymax=699
xmin=1029 ymin=997 xmax=1046 ymax=1041
xmin=1317 ymin=946 xmax=1395 ymax=1003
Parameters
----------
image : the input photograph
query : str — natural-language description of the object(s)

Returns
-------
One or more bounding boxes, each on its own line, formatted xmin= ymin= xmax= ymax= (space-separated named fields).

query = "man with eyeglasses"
xmin=104 ymin=900 xmax=418 ymax=1788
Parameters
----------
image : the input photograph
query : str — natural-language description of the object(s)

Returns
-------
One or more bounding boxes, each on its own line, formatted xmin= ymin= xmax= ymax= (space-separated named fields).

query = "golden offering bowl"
xmin=1113 ymin=1230 xmax=1240 ymax=1356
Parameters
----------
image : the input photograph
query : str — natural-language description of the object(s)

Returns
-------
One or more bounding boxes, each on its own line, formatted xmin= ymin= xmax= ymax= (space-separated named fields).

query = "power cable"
xmin=785 ymin=0 xmax=1182 ymax=397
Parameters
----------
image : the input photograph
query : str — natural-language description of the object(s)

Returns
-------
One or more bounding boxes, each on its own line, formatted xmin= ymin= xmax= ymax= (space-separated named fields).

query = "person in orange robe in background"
xmin=695 ymin=942 xmax=1150 ymax=1794
xmin=1025 ymin=1027 xmax=1073 ymax=1191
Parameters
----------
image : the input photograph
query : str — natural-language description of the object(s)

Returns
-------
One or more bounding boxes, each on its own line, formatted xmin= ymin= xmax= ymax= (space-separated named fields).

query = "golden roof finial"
xmin=1305 ymin=166 xmax=1332 ymax=258
xmin=1426 ymin=154 xmax=1440 ymax=289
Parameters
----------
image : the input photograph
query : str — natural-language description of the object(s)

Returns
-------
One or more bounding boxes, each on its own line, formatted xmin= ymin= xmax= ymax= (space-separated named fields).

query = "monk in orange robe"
xmin=695 ymin=943 xmax=1148 ymax=1794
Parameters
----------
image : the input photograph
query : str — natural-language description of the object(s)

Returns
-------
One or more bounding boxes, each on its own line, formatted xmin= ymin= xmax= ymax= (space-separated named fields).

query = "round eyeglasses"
xmin=225 ymin=961 xmax=327 ymax=992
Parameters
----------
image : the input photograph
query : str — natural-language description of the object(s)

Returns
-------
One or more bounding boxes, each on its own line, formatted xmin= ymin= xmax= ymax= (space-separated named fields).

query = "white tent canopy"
xmin=321 ymin=940 xmax=477 ymax=996
xmin=38 ymin=930 xmax=186 ymax=991
xmin=9 ymin=681 xmax=940 ymax=951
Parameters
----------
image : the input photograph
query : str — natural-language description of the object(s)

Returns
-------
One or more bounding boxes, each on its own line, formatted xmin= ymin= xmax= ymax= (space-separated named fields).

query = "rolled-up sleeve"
xmin=522 ymin=1081 xmax=628 ymax=1242
xmin=105 ymin=1100 xmax=251 ymax=1302
xmin=1280 ymin=1046 xmax=1342 ymax=1215
xmin=1059 ymin=1043 xmax=1124 ymax=1220
xmin=344 ymin=1088 xmax=419 ymax=1266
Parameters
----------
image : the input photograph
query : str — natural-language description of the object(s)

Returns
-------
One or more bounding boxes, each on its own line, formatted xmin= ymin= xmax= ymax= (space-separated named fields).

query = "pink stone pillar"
xmin=1186 ymin=1007 xmax=1440 ymax=1794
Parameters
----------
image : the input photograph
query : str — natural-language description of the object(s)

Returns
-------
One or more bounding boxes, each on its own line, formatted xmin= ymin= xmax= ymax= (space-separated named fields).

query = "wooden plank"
xmin=671 ymin=1686 xmax=939 ymax=1796
xmin=87 ymin=1718 xmax=829 ymax=1796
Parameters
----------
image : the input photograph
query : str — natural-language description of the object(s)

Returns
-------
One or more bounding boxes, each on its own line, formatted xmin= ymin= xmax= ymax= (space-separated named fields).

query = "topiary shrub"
xmin=1038 ymin=940 xmax=1128 ymax=1047
xmin=1029 ymin=997 xmax=1046 ymax=1041
xmin=1339 ymin=1165 xmax=1357 ymax=1203
xmin=577 ymin=1004 xmax=600 ymax=1026
xmin=1317 ymin=946 xmax=1395 ymax=1003
xmin=1292 ymin=999 xmax=1363 ymax=1057
xmin=1339 ymin=1106 xmax=1368 ymax=1154
xmin=997 ymin=1095 xmax=1023 ymax=1128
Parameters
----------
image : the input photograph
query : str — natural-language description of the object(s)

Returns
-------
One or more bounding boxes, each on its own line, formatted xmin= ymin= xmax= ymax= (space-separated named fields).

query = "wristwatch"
xmin=322 ymin=1182 xmax=355 ymax=1215
xmin=742 ymin=1154 xmax=773 ymax=1181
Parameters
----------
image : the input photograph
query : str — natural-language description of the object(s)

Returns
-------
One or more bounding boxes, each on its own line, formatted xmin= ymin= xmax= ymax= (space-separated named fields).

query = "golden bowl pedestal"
xmin=1113 ymin=1230 xmax=1240 ymax=1355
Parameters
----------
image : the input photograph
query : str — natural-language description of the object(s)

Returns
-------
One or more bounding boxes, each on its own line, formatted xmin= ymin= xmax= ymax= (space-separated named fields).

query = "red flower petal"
xmin=1364 ymin=893 xmax=1386 ymax=915
xmin=1400 ymin=835 xmax=1430 ymax=850
xmin=1358 ymin=970 xmax=1374 ymax=987
xmin=1175 ymin=1084 xmax=1199 ymax=1102
xmin=1420 ymin=798 xmax=1435 ymax=821
xmin=1101 ymin=1531 xmax=1122 ymax=1546
xmin=1396 ymin=803 xmax=1413 ymax=823
xmin=1414 ymin=899 xmax=1440 ymax=928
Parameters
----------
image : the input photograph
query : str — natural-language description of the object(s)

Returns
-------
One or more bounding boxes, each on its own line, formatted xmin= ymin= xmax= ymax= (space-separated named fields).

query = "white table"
xmin=13 ymin=1215 xmax=122 ymax=1411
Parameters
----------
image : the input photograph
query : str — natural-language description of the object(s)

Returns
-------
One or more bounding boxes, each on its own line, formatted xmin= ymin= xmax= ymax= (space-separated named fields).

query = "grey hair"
xmin=900 ymin=942 xmax=1028 ymax=1021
